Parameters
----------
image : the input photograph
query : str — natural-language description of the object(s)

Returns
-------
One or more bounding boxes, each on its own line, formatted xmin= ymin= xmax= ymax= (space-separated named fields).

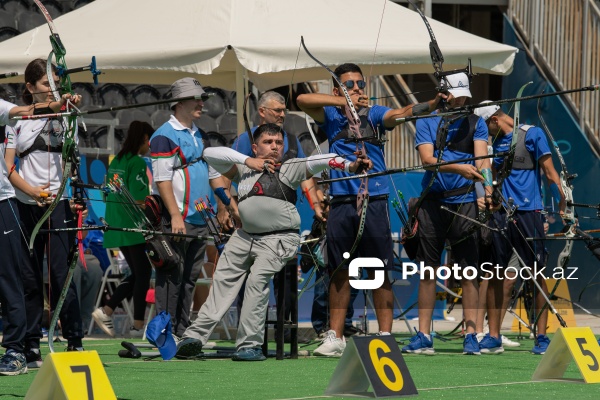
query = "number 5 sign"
xmin=532 ymin=327 xmax=600 ymax=384
xmin=325 ymin=335 xmax=417 ymax=397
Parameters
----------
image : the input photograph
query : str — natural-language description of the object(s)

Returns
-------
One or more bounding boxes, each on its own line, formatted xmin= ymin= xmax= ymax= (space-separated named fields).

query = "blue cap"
xmin=146 ymin=311 xmax=177 ymax=360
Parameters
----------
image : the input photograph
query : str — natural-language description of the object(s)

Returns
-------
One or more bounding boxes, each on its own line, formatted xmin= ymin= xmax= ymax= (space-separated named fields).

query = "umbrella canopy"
xmin=0 ymin=0 xmax=517 ymax=90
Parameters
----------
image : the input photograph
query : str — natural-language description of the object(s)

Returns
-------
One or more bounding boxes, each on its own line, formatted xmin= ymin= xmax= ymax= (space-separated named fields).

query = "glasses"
xmin=341 ymin=80 xmax=366 ymax=89
xmin=262 ymin=107 xmax=288 ymax=114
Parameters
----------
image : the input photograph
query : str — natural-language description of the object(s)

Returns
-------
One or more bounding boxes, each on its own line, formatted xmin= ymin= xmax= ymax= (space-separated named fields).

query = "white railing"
xmin=509 ymin=0 xmax=600 ymax=146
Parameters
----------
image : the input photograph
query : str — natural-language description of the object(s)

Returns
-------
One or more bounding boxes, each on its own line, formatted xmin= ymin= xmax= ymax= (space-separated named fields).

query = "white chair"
xmin=88 ymin=249 xmax=134 ymax=336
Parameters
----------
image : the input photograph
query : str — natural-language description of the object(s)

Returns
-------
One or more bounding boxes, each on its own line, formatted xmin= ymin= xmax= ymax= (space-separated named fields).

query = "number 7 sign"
xmin=25 ymin=351 xmax=116 ymax=400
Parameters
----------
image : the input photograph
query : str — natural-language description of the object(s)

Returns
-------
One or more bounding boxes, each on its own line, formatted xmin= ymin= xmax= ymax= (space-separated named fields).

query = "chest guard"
xmin=238 ymin=170 xmax=297 ymax=205
xmin=18 ymin=120 xmax=64 ymax=158
xmin=442 ymin=114 xmax=479 ymax=154
xmin=330 ymin=107 xmax=378 ymax=146
xmin=513 ymin=125 xmax=536 ymax=170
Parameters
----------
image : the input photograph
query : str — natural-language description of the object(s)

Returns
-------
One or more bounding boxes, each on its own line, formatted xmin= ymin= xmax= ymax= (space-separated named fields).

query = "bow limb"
xmin=300 ymin=37 xmax=369 ymax=272
xmin=537 ymin=92 xmax=575 ymax=225
xmin=29 ymin=1 xmax=82 ymax=255
xmin=401 ymin=0 xmax=453 ymax=244
xmin=300 ymin=37 xmax=368 ymax=211
xmin=407 ymin=1 xmax=444 ymax=84
xmin=242 ymin=92 xmax=254 ymax=145
xmin=530 ymin=90 xmax=577 ymax=328
xmin=537 ymin=90 xmax=576 ymax=263
xmin=32 ymin=0 xmax=83 ymax=353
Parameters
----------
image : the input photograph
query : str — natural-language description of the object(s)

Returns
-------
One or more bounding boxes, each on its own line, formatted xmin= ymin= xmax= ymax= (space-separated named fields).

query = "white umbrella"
xmin=0 ymin=0 xmax=516 ymax=89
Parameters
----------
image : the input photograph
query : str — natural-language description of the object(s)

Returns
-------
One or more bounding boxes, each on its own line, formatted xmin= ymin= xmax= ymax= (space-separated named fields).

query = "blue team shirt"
xmin=230 ymin=128 xmax=306 ymax=158
xmin=319 ymin=105 xmax=390 ymax=196
xmin=492 ymin=125 xmax=550 ymax=210
xmin=415 ymin=113 xmax=488 ymax=204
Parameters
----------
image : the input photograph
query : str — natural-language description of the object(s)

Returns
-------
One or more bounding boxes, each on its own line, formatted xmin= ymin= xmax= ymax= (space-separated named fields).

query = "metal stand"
xmin=262 ymin=263 xmax=298 ymax=360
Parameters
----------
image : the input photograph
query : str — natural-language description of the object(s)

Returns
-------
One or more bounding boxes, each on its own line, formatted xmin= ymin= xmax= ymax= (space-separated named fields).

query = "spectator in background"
xmin=73 ymin=225 xmax=108 ymax=334
xmin=149 ymin=78 xmax=237 ymax=338
xmin=92 ymin=121 xmax=154 ymax=337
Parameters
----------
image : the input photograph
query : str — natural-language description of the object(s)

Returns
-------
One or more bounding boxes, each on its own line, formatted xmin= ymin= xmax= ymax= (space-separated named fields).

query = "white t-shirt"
xmin=6 ymin=118 xmax=73 ymax=204
xmin=0 ymin=99 xmax=16 ymax=201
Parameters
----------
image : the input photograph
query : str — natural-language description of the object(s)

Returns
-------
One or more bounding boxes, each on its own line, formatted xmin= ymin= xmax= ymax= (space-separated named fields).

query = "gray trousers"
xmin=73 ymin=253 xmax=103 ymax=331
xmin=155 ymin=223 xmax=209 ymax=337
xmin=183 ymin=229 xmax=299 ymax=350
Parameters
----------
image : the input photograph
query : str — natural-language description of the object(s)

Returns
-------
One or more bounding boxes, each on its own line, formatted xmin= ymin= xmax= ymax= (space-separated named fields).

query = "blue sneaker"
xmin=479 ymin=334 xmax=504 ymax=354
xmin=0 ymin=350 xmax=28 ymax=376
xmin=463 ymin=333 xmax=481 ymax=355
xmin=232 ymin=347 xmax=266 ymax=361
xmin=532 ymin=334 xmax=550 ymax=355
xmin=401 ymin=332 xmax=434 ymax=355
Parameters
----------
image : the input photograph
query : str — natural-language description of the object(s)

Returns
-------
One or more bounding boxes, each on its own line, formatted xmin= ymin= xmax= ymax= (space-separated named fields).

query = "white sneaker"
xmin=314 ymin=330 xmax=346 ymax=357
xmin=91 ymin=308 xmax=115 ymax=337
xmin=501 ymin=335 xmax=521 ymax=347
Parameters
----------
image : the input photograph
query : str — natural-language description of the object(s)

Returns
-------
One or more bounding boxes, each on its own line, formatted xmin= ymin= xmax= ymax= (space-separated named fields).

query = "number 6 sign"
xmin=325 ymin=335 xmax=418 ymax=397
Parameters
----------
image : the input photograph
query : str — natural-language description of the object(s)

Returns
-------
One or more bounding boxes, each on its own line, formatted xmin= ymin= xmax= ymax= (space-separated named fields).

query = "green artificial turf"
xmin=0 ymin=333 xmax=598 ymax=399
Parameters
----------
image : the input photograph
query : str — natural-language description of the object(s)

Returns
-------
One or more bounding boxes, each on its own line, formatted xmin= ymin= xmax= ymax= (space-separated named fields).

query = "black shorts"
xmin=416 ymin=199 xmax=479 ymax=267
xmin=491 ymin=210 xmax=546 ymax=268
xmin=326 ymin=196 xmax=393 ymax=271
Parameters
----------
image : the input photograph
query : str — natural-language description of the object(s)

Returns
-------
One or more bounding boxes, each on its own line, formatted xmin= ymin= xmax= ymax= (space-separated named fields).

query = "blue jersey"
xmin=415 ymin=113 xmax=488 ymax=204
xmin=231 ymin=128 xmax=306 ymax=158
xmin=319 ymin=105 xmax=390 ymax=196
xmin=492 ymin=125 xmax=550 ymax=210
xmin=150 ymin=117 xmax=212 ymax=225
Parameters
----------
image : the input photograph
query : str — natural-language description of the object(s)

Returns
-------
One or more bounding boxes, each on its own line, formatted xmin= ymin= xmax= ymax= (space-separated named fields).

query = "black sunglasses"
xmin=341 ymin=80 xmax=366 ymax=89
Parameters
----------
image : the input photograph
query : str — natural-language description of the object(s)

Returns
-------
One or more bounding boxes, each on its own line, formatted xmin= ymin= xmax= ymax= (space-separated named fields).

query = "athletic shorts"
xmin=416 ymin=199 xmax=479 ymax=267
xmin=326 ymin=196 xmax=393 ymax=272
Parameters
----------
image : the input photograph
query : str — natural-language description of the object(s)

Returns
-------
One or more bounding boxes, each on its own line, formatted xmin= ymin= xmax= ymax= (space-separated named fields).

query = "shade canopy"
xmin=0 ymin=0 xmax=517 ymax=90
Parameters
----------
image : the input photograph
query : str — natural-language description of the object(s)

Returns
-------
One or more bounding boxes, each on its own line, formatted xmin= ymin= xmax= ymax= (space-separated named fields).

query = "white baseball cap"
xmin=473 ymin=100 xmax=501 ymax=121
xmin=443 ymin=72 xmax=471 ymax=98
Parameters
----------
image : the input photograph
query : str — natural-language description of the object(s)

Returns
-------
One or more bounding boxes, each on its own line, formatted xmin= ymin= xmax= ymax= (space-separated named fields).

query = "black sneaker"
xmin=0 ymin=350 xmax=28 ymax=376
xmin=232 ymin=347 xmax=266 ymax=361
xmin=25 ymin=348 xmax=42 ymax=369
xmin=344 ymin=325 xmax=360 ymax=337
xmin=66 ymin=346 xmax=85 ymax=352
xmin=175 ymin=338 xmax=203 ymax=359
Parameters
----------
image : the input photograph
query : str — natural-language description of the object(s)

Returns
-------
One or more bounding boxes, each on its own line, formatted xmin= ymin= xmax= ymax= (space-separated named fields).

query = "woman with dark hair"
xmin=4 ymin=58 xmax=84 ymax=368
xmin=92 ymin=120 xmax=154 ymax=337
